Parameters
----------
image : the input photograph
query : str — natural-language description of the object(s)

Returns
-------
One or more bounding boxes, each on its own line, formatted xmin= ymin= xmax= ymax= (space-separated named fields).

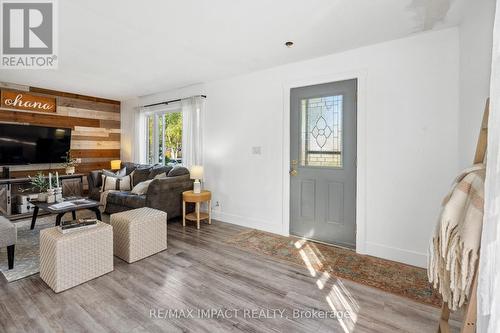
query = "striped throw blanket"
xmin=428 ymin=164 xmax=485 ymax=310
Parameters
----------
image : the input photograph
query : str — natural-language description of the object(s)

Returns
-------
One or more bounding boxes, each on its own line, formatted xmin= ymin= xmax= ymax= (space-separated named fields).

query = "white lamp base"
xmin=193 ymin=180 xmax=201 ymax=194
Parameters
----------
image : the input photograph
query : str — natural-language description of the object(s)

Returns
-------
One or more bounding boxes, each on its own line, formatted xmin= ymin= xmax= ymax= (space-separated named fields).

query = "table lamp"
xmin=110 ymin=160 xmax=121 ymax=170
xmin=190 ymin=165 xmax=204 ymax=194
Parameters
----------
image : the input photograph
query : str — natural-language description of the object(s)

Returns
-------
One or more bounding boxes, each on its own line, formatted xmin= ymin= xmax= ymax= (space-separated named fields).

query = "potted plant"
xmin=24 ymin=172 xmax=56 ymax=201
xmin=63 ymin=151 xmax=78 ymax=175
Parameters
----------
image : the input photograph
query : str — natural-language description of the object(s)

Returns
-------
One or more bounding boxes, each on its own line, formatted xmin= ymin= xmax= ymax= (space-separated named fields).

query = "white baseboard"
xmin=365 ymin=241 xmax=428 ymax=268
xmin=211 ymin=211 xmax=283 ymax=235
xmin=211 ymin=211 xmax=427 ymax=268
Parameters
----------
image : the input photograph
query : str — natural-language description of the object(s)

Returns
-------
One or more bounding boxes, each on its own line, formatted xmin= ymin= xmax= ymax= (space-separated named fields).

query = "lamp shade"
xmin=190 ymin=165 xmax=204 ymax=180
xmin=110 ymin=160 xmax=121 ymax=170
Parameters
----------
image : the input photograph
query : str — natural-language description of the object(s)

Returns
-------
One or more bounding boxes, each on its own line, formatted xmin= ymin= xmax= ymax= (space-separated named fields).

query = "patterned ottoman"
xmin=110 ymin=207 xmax=167 ymax=263
xmin=40 ymin=222 xmax=113 ymax=293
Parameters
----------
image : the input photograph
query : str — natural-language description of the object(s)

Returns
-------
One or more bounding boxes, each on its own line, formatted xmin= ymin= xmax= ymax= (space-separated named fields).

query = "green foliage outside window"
xmin=163 ymin=112 xmax=182 ymax=161
xmin=146 ymin=112 xmax=182 ymax=165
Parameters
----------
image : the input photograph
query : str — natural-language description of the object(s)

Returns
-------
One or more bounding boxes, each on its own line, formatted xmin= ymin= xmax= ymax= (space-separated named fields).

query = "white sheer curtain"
xmin=181 ymin=96 xmax=205 ymax=170
xmin=134 ymin=106 xmax=147 ymax=164
xmin=478 ymin=2 xmax=500 ymax=332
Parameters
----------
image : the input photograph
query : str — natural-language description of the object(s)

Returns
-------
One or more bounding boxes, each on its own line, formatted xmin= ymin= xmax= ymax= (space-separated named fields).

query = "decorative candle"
xmin=48 ymin=173 xmax=52 ymax=189
xmin=56 ymin=171 xmax=59 ymax=188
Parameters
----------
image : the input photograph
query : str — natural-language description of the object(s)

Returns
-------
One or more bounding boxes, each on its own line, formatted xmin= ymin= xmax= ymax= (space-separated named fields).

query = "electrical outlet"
xmin=212 ymin=201 xmax=222 ymax=212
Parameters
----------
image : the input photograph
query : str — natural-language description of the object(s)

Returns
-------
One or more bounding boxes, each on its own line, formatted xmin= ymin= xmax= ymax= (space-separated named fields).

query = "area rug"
xmin=226 ymin=229 xmax=442 ymax=308
xmin=0 ymin=211 xmax=99 ymax=282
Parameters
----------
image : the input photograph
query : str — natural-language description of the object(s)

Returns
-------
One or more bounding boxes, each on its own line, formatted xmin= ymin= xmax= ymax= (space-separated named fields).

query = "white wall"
xmin=126 ymin=28 xmax=460 ymax=267
xmin=458 ymin=0 xmax=496 ymax=168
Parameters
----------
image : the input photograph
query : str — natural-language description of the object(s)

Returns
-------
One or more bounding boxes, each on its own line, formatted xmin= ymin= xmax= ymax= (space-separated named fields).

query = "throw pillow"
xmin=102 ymin=167 xmax=126 ymax=177
xmin=154 ymin=172 xmax=167 ymax=179
xmin=101 ymin=174 xmax=133 ymax=191
xmin=131 ymin=179 xmax=153 ymax=195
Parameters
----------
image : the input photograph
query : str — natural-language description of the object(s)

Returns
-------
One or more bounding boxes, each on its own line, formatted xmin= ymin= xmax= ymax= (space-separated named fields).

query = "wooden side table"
xmin=182 ymin=190 xmax=211 ymax=229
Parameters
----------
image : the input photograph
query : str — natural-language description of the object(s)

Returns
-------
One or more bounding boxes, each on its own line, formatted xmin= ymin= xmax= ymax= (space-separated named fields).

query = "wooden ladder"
xmin=437 ymin=98 xmax=490 ymax=333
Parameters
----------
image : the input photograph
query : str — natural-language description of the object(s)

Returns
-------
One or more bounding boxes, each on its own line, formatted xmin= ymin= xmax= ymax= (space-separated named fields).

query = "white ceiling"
xmin=0 ymin=0 xmax=465 ymax=100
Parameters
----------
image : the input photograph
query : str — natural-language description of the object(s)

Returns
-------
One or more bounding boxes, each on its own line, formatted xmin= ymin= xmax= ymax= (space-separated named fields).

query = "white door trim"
xmin=281 ymin=70 xmax=368 ymax=254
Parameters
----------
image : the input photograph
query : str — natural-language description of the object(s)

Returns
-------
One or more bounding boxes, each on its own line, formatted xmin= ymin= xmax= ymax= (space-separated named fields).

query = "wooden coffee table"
xmin=30 ymin=198 xmax=102 ymax=230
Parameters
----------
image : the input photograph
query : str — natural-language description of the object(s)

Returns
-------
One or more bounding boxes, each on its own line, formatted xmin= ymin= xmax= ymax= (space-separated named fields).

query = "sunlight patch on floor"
xmin=326 ymin=295 xmax=351 ymax=333
xmin=295 ymin=236 xmax=359 ymax=333
xmin=332 ymin=283 xmax=359 ymax=321
xmin=295 ymin=239 xmax=306 ymax=249
xmin=299 ymin=249 xmax=317 ymax=277
xmin=316 ymin=271 xmax=330 ymax=290
xmin=336 ymin=279 xmax=360 ymax=312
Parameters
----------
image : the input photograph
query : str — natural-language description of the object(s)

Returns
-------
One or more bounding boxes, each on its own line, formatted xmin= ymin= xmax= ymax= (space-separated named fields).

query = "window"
xmin=145 ymin=111 xmax=183 ymax=165
xmin=300 ymin=95 xmax=343 ymax=168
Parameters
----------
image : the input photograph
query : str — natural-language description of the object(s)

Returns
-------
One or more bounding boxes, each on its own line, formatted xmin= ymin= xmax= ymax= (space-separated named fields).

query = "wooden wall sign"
xmin=0 ymin=89 xmax=57 ymax=113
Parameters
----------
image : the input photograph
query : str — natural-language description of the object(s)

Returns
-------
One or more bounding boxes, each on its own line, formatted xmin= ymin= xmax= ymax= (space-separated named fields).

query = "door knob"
xmin=290 ymin=160 xmax=298 ymax=176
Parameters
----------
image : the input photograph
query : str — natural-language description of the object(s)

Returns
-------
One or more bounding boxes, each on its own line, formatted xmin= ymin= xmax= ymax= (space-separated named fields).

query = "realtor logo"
xmin=1 ymin=0 xmax=58 ymax=68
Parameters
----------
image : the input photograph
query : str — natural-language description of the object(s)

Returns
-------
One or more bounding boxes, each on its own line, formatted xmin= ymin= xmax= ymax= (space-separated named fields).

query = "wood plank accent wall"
xmin=0 ymin=82 xmax=121 ymax=189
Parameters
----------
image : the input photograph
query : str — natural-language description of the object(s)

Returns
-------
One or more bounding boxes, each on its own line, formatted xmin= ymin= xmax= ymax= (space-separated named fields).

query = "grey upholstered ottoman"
xmin=40 ymin=222 xmax=113 ymax=293
xmin=110 ymin=207 xmax=167 ymax=263
xmin=0 ymin=216 xmax=16 ymax=269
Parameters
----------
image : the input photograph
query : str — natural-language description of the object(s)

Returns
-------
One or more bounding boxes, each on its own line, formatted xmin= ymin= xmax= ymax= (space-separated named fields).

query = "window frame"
xmin=144 ymin=104 xmax=182 ymax=165
xmin=299 ymin=94 xmax=345 ymax=169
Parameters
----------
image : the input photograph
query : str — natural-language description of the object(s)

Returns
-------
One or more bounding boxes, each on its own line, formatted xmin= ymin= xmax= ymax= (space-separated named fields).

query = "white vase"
xmin=65 ymin=166 xmax=75 ymax=175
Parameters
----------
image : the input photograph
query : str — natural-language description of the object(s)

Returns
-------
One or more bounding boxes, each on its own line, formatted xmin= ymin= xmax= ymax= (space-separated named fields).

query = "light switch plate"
xmin=251 ymin=146 xmax=262 ymax=155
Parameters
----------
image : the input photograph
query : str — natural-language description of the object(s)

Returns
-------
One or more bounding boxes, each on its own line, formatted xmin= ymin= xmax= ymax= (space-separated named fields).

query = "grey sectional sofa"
xmin=87 ymin=162 xmax=194 ymax=219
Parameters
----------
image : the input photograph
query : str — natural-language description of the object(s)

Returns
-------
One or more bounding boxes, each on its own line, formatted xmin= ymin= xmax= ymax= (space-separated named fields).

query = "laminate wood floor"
xmin=0 ymin=220 xmax=460 ymax=333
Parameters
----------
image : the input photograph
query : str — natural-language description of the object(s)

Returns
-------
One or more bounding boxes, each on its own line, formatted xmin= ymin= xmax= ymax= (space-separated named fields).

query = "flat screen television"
xmin=0 ymin=123 xmax=72 ymax=165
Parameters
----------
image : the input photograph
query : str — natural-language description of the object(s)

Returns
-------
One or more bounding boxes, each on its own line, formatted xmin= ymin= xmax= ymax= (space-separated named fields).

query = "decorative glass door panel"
xmin=300 ymin=95 xmax=343 ymax=168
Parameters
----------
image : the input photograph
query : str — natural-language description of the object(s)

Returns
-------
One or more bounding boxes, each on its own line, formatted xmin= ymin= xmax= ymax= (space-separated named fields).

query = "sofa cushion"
xmin=106 ymin=192 xmax=146 ymax=209
xmin=120 ymin=162 xmax=150 ymax=175
xmin=149 ymin=165 xmax=172 ymax=179
xmin=167 ymin=166 xmax=190 ymax=177
xmin=102 ymin=167 xmax=126 ymax=177
xmin=131 ymin=167 xmax=153 ymax=186
xmin=121 ymin=162 xmax=138 ymax=175
xmin=89 ymin=170 xmax=103 ymax=188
